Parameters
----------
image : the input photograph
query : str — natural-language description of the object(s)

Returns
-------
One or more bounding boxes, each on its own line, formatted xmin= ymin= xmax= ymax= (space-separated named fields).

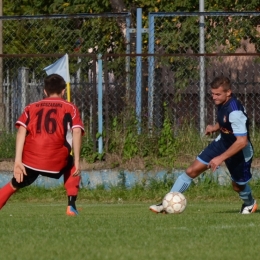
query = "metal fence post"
xmin=125 ymin=15 xmax=131 ymax=101
xmin=148 ymin=13 xmax=155 ymax=133
xmin=199 ymin=1 xmax=206 ymax=136
xmin=97 ymin=54 xmax=103 ymax=154
xmin=136 ymin=8 xmax=142 ymax=134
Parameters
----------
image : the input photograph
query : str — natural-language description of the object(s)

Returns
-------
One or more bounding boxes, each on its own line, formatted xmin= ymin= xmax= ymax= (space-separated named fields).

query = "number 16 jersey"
xmin=16 ymin=97 xmax=85 ymax=173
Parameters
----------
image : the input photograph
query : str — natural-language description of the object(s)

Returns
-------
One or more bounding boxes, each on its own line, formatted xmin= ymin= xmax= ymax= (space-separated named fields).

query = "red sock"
xmin=64 ymin=166 xmax=80 ymax=196
xmin=0 ymin=182 xmax=16 ymax=209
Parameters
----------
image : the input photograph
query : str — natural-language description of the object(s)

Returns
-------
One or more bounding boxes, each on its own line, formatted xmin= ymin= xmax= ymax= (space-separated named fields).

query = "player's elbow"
xmin=239 ymin=138 xmax=248 ymax=149
xmin=72 ymin=127 xmax=82 ymax=135
xmin=236 ymin=135 xmax=248 ymax=149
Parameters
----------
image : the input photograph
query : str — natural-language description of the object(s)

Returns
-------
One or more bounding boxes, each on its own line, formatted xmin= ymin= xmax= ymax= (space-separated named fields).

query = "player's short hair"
xmin=210 ymin=76 xmax=231 ymax=91
xmin=44 ymin=74 xmax=66 ymax=96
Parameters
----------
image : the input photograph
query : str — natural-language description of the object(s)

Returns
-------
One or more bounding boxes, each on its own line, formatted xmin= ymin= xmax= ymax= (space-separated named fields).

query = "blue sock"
xmin=239 ymin=184 xmax=254 ymax=206
xmin=170 ymin=173 xmax=193 ymax=193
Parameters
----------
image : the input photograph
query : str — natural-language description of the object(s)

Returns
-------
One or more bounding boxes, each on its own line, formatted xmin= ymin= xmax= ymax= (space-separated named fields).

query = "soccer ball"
xmin=162 ymin=192 xmax=187 ymax=214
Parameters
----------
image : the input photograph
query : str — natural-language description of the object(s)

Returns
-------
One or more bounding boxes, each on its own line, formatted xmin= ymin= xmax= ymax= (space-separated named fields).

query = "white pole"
xmin=199 ymin=0 xmax=205 ymax=136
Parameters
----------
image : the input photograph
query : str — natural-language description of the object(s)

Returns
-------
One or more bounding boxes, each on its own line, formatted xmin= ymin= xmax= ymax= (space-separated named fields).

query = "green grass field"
xmin=1 ymin=199 xmax=259 ymax=260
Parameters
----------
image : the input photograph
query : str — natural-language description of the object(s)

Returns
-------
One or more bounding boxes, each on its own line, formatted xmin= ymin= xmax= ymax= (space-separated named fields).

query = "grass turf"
xmin=0 ymin=200 xmax=259 ymax=260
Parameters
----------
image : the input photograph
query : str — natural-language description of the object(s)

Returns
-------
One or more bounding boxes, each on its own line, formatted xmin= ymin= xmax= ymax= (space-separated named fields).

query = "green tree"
xmin=4 ymin=0 xmax=260 ymax=54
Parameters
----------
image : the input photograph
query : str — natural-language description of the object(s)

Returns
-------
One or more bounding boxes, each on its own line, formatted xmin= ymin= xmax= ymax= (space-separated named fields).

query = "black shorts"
xmin=11 ymin=155 xmax=74 ymax=189
xmin=197 ymin=139 xmax=252 ymax=184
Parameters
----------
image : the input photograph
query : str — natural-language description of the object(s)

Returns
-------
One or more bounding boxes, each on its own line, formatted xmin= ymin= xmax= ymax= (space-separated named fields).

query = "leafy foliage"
xmin=2 ymin=123 xmax=260 ymax=170
xmin=3 ymin=1 xmax=127 ymax=56
xmin=2 ymin=0 xmax=260 ymax=169
xmin=157 ymin=103 xmax=177 ymax=158
xmin=0 ymin=132 xmax=16 ymax=159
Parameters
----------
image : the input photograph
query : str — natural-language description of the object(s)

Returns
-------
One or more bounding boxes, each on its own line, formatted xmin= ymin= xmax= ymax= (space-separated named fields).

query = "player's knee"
xmin=232 ymin=182 xmax=245 ymax=193
xmin=186 ymin=167 xmax=197 ymax=178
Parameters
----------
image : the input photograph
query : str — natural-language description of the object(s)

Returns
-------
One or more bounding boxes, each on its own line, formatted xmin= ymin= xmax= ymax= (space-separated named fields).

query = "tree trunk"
xmin=110 ymin=0 xmax=128 ymax=38
xmin=110 ymin=0 xmax=127 ymax=12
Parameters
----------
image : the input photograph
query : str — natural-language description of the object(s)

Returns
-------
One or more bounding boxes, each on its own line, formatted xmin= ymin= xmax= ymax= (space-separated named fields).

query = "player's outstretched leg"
xmin=64 ymin=166 xmax=80 ymax=216
xmin=239 ymin=184 xmax=258 ymax=214
xmin=149 ymin=173 xmax=193 ymax=213
xmin=0 ymin=182 xmax=17 ymax=209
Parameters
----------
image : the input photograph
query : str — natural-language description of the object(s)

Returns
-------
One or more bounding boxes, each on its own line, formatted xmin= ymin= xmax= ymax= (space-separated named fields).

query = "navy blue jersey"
xmin=197 ymin=94 xmax=253 ymax=183
xmin=216 ymin=94 xmax=253 ymax=161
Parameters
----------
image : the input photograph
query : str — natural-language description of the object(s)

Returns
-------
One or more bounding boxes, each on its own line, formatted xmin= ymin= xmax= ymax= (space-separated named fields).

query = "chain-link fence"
xmin=102 ymin=53 xmax=260 ymax=151
xmin=2 ymin=13 xmax=131 ymax=54
xmin=2 ymin=54 xmax=98 ymax=142
xmin=0 ymin=12 xmax=260 ymax=154
xmin=147 ymin=12 xmax=260 ymax=135
xmin=0 ymin=13 xmax=131 ymax=152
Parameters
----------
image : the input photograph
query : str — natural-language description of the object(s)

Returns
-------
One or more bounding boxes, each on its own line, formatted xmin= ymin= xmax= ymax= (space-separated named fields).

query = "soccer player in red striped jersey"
xmin=0 ymin=74 xmax=85 ymax=216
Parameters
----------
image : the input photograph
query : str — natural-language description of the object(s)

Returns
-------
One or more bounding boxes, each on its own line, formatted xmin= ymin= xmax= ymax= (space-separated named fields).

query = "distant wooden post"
xmin=18 ymin=67 xmax=29 ymax=114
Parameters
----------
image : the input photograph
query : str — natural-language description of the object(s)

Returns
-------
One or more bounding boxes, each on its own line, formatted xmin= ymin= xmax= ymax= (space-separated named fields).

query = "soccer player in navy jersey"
xmin=150 ymin=76 xmax=257 ymax=214
xmin=0 ymin=74 xmax=85 ymax=216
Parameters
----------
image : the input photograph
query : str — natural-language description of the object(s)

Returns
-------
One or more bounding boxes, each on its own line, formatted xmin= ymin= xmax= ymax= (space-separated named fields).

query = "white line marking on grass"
xmin=209 ymin=223 xmax=259 ymax=230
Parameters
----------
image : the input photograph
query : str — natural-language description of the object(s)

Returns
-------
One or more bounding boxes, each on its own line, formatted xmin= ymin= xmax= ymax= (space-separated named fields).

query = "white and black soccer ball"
xmin=162 ymin=192 xmax=187 ymax=214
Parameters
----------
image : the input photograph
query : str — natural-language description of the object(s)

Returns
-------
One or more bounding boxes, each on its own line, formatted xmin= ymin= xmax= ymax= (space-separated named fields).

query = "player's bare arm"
xmin=72 ymin=127 xmax=82 ymax=176
xmin=209 ymin=135 xmax=248 ymax=171
xmin=14 ymin=126 xmax=27 ymax=183
xmin=205 ymin=123 xmax=220 ymax=136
